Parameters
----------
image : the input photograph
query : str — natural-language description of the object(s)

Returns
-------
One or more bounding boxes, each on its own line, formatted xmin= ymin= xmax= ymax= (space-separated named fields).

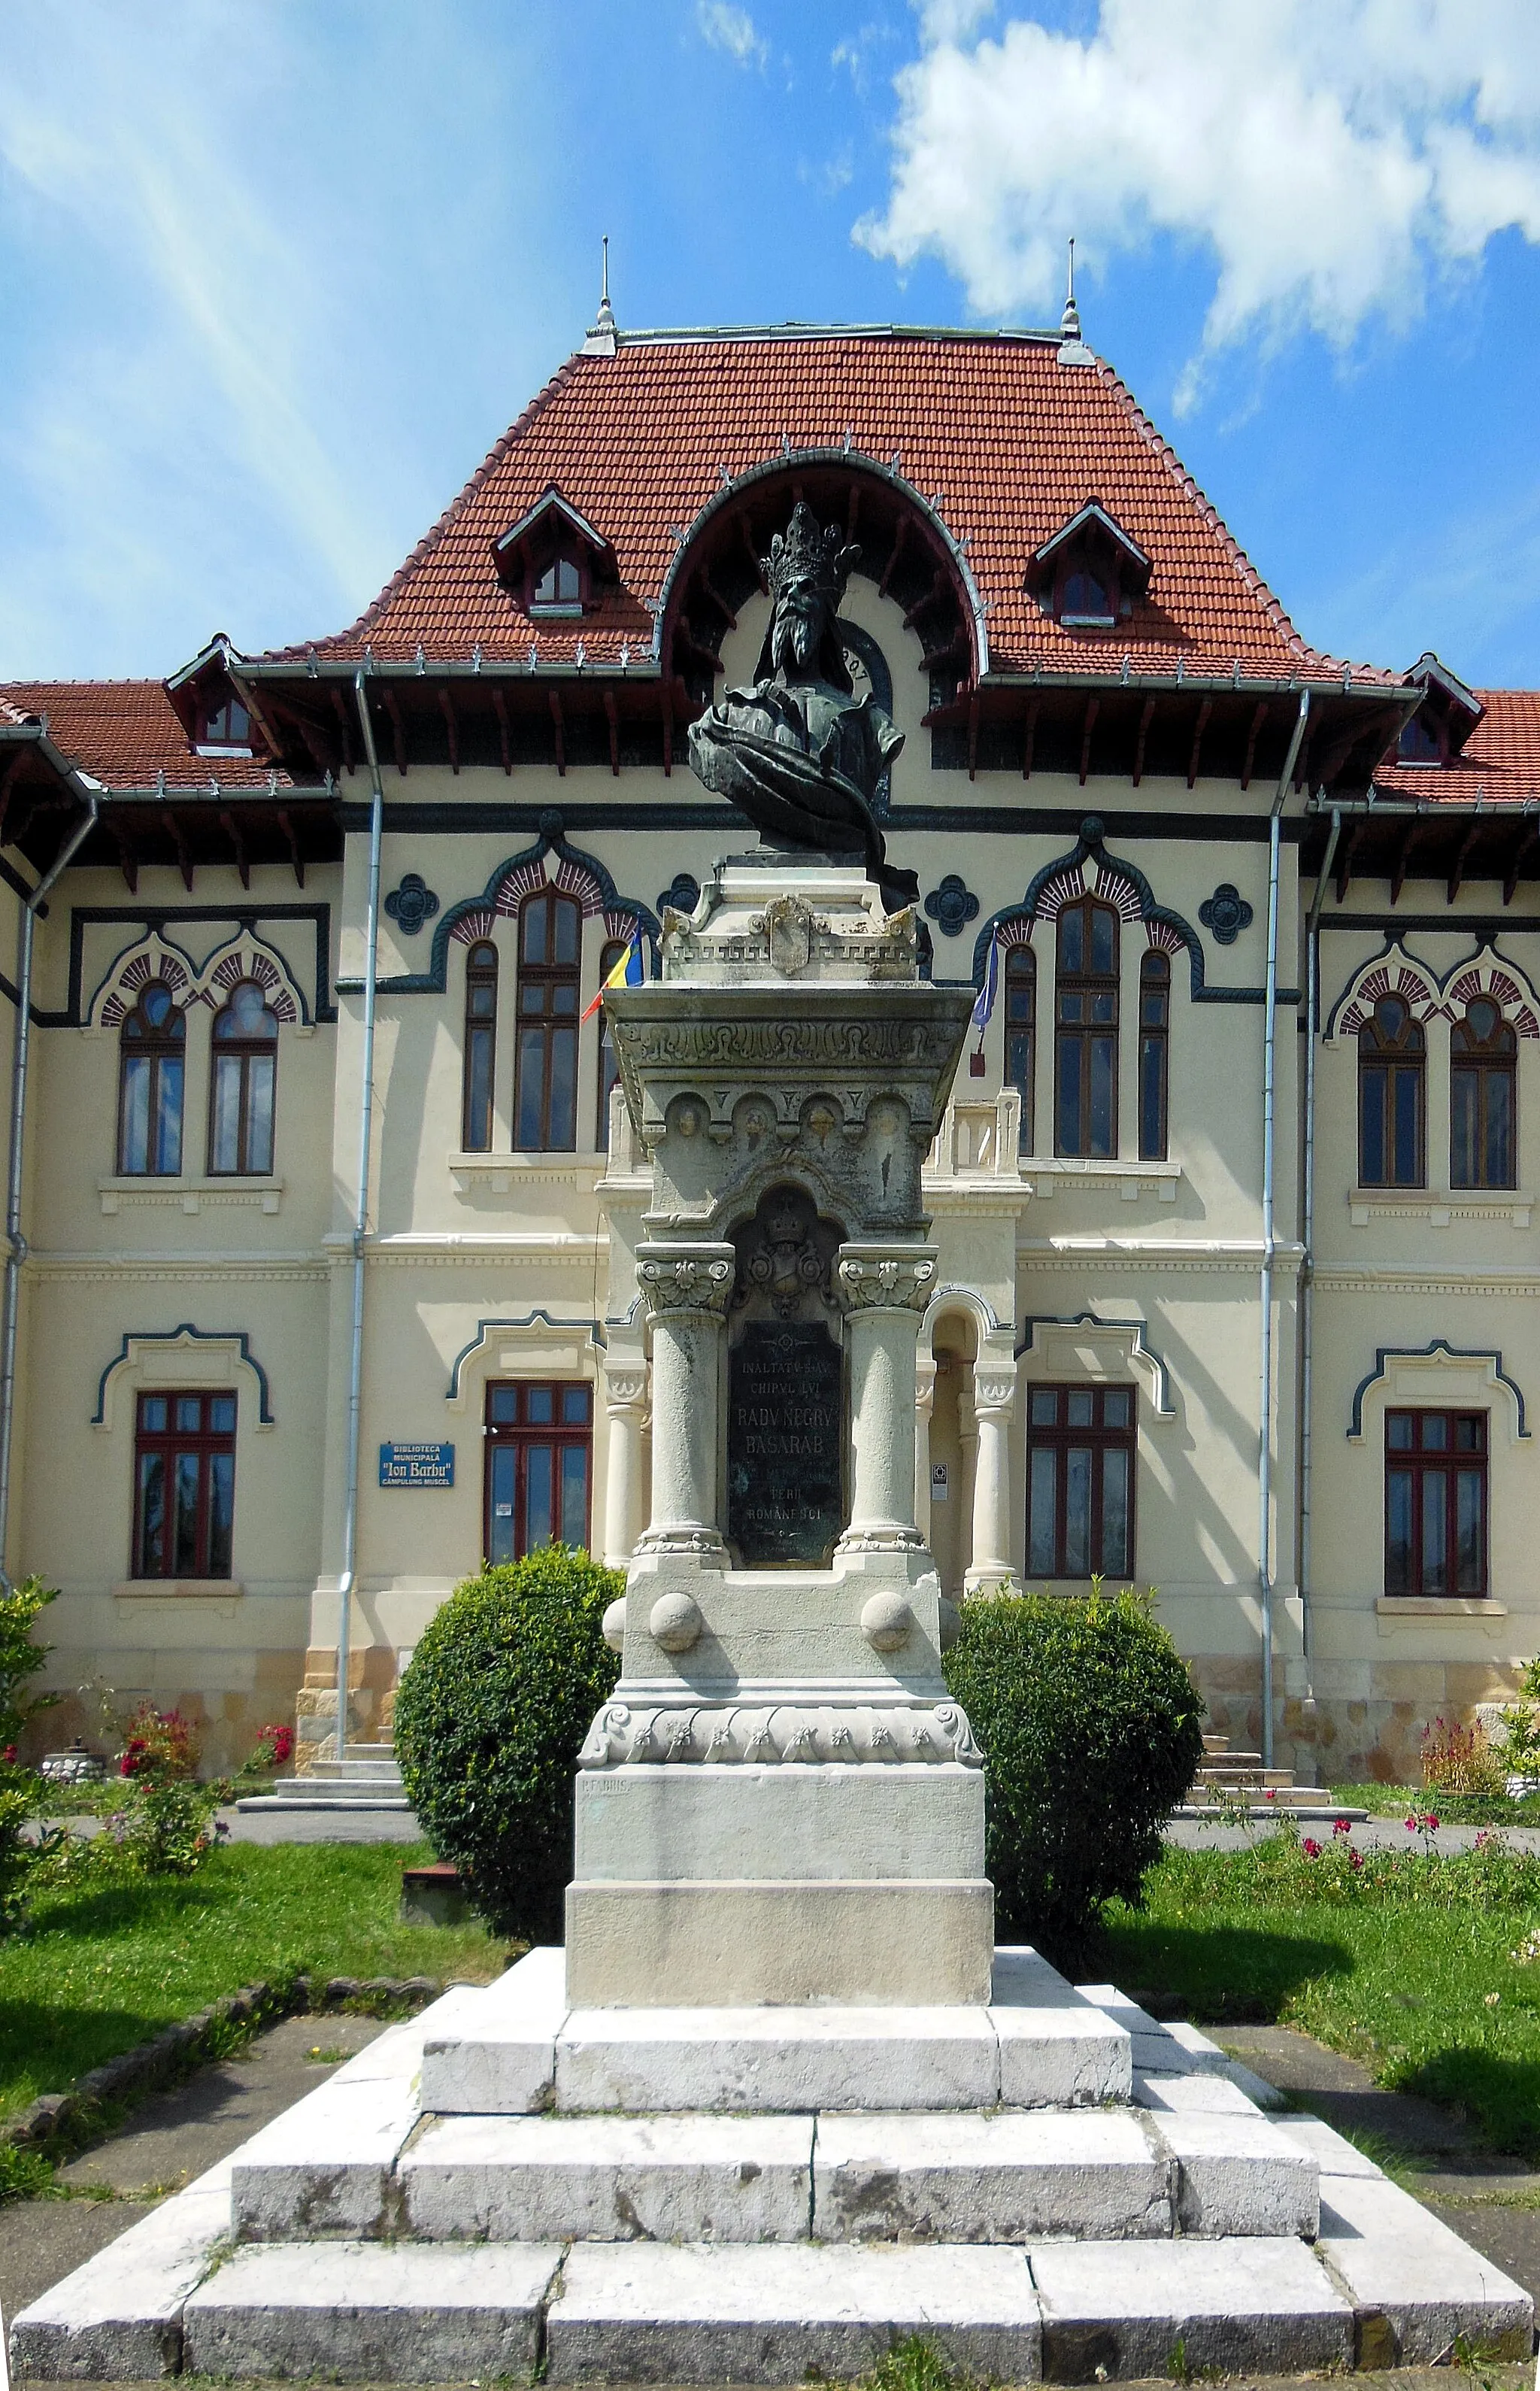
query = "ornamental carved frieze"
xmin=835 ymin=1244 xmax=938 ymax=1314
xmin=612 ymin=1015 xmax=953 ymax=1074
xmin=579 ymin=1698 xmax=982 ymax=1770
xmin=635 ymin=1243 xmax=735 ymax=1318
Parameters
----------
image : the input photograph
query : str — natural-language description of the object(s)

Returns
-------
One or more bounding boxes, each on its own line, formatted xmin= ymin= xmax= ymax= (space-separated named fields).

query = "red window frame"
xmin=484 ymin=1380 xmax=593 ymax=1564
xmin=514 ymin=891 xmax=581 ymax=1152
xmin=1055 ymin=897 xmax=1120 ymax=1158
xmin=1450 ymin=999 xmax=1516 ymax=1191
xmin=1384 ymin=1409 xmax=1487 ymax=1598
xmin=1358 ymin=995 xmax=1425 ymax=1188
xmin=462 ymin=940 xmax=499 ymax=1152
xmin=132 ymin=1391 xmax=237 ymax=1579
xmin=1005 ymin=945 xmax=1035 ymax=1152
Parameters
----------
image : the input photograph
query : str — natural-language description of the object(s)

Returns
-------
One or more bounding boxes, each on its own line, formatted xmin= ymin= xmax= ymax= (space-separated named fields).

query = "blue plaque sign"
xmin=379 ymin=1443 xmax=455 ymax=1489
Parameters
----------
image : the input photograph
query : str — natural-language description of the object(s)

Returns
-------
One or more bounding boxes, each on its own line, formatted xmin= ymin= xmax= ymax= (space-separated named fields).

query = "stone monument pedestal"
xmin=566 ymin=858 xmax=985 ymax=2007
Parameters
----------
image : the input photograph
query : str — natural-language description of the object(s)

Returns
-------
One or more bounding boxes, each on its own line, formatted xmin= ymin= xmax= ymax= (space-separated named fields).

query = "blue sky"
xmin=5 ymin=0 xmax=1540 ymax=687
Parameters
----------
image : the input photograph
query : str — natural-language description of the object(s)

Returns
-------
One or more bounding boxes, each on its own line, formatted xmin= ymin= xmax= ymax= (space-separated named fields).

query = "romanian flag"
xmin=581 ymin=928 xmax=644 ymax=1022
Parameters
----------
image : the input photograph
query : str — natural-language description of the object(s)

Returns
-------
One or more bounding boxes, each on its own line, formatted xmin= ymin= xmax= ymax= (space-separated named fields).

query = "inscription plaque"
xmin=727 ymin=1319 xmax=844 ymax=1567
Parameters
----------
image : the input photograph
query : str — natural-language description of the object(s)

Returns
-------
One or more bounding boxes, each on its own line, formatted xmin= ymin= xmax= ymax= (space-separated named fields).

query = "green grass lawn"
xmin=0 ymin=1841 xmax=514 ymax=2119
xmin=1328 ymin=1782 xmax=1540 ymax=1826
xmin=1105 ymin=1838 xmax=1540 ymax=2156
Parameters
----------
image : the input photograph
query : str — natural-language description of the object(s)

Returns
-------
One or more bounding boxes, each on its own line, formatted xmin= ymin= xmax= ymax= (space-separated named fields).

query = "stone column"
xmin=954 ymin=1378 xmax=978 ymax=1589
xmin=914 ymin=1355 xmax=937 ymax=1546
xmin=834 ymin=1245 xmax=938 ymax=1553
xmin=633 ymin=1243 xmax=734 ymax=1557
xmin=601 ymin=1358 xmax=649 ymax=1569
xmin=966 ymin=1358 xmax=1018 ymax=1595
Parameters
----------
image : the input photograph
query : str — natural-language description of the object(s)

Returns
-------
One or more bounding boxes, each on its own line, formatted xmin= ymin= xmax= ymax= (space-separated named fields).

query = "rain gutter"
xmin=334 ymin=670 xmax=385 ymax=1759
xmin=1259 ymin=690 xmax=1310 ymax=1770
xmin=1298 ymin=806 xmax=1343 ymax=1685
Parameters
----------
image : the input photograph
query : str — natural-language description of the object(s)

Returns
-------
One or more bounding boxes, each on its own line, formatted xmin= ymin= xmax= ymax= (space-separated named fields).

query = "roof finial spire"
xmin=584 ymin=235 xmax=618 ymax=357
xmin=1060 ymin=235 xmax=1081 ymax=343
xmin=1056 ymin=233 xmax=1093 ymax=367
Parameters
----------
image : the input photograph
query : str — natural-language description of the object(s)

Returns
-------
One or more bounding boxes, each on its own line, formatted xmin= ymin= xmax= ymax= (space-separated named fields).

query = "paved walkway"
xmin=41 ymin=1806 xmax=424 ymax=1844
xmin=0 ymin=2010 xmax=386 ymax=2332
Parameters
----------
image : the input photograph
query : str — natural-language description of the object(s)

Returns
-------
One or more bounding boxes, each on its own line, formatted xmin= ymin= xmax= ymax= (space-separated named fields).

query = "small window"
xmin=596 ymin=937 xmax=625 ymax=1151
xmin=462 ymin=941 xmax=498 ymax=1153
xmin=484 ymin=1379 xmax=592 ymax=1563
xmin=208 ymin=981 xmax=277 ymax=1176
xmin=133 ymin=1390 xmax=237 ymax=1579
xmin=1384 ymin=1409 xmax=1487 ymax=1597
xmin=1055 ymin=897 xmax=1119 ymax=1158
xmin=514 ymin=891 xmax=581 ymax=1152
xmin=1358 ymin=994 xmax=1424 ymax=1188
xmin=118 ymin=983 xmax=185 ymax=1176
xmin=531 ymin=554 xmax=584 ymax=614
xmin=1058 ymin=564 xmax=1114 ymax=627
xmin=1005 ymin=946 xmax=1035 ymax=1152
xmin=1025 ymin=1383 xmax=1136 ymax=1579
xmin=1138 ymin=951 xmax=1169 ymax=1161
xmin=1451 ymin=997 xmax=1516 ymax=1190
xmin=1396 ymin=712 xmax=1445 ymax=766
xmin=196 ymin=695 xmax=252 ymax=751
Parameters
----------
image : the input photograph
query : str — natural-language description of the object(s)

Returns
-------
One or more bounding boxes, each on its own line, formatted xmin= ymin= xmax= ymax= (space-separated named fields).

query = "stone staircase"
xmin=17 ymin=1947 xmax=1529 ymax=2380
xmin=235 ymin=1740 xmax=413 ymax=1814
xmin=1182 ymin=1733 xmax=1366 ymax=1820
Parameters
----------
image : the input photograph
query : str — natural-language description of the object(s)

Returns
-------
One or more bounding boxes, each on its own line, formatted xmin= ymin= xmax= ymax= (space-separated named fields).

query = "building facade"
xmin=4 ymin=305 xmax=1538 ymax=1783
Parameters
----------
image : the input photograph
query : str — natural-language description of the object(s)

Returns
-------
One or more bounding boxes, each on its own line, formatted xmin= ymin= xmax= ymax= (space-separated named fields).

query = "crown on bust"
xmin=762 ymin=500 xmax=859 ymax=606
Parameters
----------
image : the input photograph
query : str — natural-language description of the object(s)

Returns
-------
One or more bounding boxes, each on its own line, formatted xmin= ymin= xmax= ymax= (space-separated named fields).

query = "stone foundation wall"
xmin=1186 ymin=1652 xmax=1528 ymax=1788
xmin=293 ymin=1644 xmax=399 ymax=1768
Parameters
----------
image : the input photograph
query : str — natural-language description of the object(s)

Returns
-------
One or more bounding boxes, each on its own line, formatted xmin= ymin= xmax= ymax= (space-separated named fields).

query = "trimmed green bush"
xmin=393 ymin=1546 xmax=622 ymax=1940
xmin=943 ymin=1583 xmax=1205 ymax=1964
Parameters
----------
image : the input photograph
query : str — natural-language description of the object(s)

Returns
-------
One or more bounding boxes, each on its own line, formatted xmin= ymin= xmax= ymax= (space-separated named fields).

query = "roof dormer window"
xmin=493 ymin=485 xmax=616 ymax=622
xmin=532 ymin=554 xmax=584 ymax=616
xmin=1396 ymin=709 xmax=1447 ymax=766
xmin=1025 ymin=499 xmax=1151 ymax=635
xmin=196 ymin=695 xmax=253 ymax=757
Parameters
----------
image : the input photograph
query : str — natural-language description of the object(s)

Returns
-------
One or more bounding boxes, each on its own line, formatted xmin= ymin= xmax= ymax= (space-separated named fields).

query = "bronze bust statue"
xmin=687 ymin=501 xmax=919 ymax=912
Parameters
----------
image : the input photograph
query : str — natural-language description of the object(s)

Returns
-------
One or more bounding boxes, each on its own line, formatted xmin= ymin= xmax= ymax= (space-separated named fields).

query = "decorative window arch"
xmin=93 ymin=936 xmax=196 ymax=1031
xmin=1324 ymin=947 xmax=1441 ymax=1043
xmin=196 ymin=939 xmax=303 ymax=1026
xmin=117 ymin=982 xmax=186 ymax=1176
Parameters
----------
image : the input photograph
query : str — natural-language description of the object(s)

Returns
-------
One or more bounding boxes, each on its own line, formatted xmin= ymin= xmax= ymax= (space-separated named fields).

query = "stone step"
xmin=1196 ymin=1765 xmax=1294 ymax=1788
xmin=419 ymin=1945 xmax=1135 ymax=2116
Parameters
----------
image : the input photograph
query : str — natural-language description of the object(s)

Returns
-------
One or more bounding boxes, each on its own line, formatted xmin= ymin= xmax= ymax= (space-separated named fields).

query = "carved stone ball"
xmin=602 ymin=1597 xmax=628 ymax=1654
xmin=860 ymin=1589 xmax=914 ymax=1653
xmin=649 ymin=1591 xmax=704 ymax=1653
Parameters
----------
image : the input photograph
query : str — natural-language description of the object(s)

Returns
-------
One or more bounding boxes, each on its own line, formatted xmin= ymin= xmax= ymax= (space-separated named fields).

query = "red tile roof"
xmin=267 ymin=326 xmax=1396 ymax=685
xmin=0 ymin=680 xmax=293 ymax=790
xmin=1375 ymin=689 xmax=1540 ymax=806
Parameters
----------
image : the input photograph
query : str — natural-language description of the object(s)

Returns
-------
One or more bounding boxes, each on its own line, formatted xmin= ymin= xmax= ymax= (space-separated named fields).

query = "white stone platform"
xmin=14 ymin=1955 xmax=1532 ymax=2382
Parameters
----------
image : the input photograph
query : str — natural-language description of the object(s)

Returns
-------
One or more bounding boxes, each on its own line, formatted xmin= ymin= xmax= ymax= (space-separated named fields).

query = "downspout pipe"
xmin=0 ymin=793 xmax=99 ymax=1589
xmin=1299 ymin=805 xmax=1343 ymax=1683
xmin=1259 ymin=690 xmax=1310 ymax=1771
xmin=335 ymin=672 xmax=385 ymax=1759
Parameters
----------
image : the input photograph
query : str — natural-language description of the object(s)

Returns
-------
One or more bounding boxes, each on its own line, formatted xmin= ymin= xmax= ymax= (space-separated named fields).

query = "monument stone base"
xmin=18 ymin=1946 xmax=1531 ymax=2382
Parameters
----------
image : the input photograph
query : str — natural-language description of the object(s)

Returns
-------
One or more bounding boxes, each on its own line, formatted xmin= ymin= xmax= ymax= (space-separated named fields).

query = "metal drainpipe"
xmin=335 ymin=673 xmax=385 ymax=1759
xmin=1298 ymin=804 xmax=1343 ymax=1681
xmin=0 ymin=793 xmax=99 ymax=1588
xmin=1259 ymin=690 xmax=1311 ymax=1771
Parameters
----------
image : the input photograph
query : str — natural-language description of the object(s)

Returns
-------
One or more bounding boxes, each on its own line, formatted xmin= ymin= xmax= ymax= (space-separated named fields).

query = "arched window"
xmin=596 ymin=937 xmax=625 ymax=1151
xmin=117 ymin=983 xmax=184 ymax=1176
xmin=1005 ymin=947 xmax=1035 ymax=1152
xmin=1138 ymin=951 xmax=1170 ymax=1161
xmin=208 ymin=981 xmax=277 ymax=1176
xmin=1055 ymin=897 xmax=1119 ymax=1158
xmin=1451 ymin=996 xmax=1516 ymax=1189
xmin=1358 ymin=994 xmax=1424 ymax=1188
xmin=514 ymin=890 xmax=581 ymax=1152
xmin=462 ymin=941 xmax=498 ymax=1152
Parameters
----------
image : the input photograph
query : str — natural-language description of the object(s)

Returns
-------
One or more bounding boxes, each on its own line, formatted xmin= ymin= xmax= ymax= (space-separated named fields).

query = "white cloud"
xmin=696 ymin=2 xmax=768 ymax=70
xmin=860 ymin=0 xmax=1540 ymax=403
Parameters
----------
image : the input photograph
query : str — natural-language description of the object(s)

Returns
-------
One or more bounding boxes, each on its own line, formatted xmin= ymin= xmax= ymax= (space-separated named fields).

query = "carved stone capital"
xmin=972 ymin=1364 xmax=1018 ymax=1421
xmin=603 ymin=1368 xmax=648 ymax=1414
xmin=635 ymin=1242 xmax=735 ymax=1321
xmin=835 ymin=1243 xmax=938 ymax=1315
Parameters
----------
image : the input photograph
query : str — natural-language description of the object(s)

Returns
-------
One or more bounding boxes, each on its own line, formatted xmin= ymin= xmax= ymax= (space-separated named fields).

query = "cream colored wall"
xmin=6 ymin=599 xmax=1538 ymax=1781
